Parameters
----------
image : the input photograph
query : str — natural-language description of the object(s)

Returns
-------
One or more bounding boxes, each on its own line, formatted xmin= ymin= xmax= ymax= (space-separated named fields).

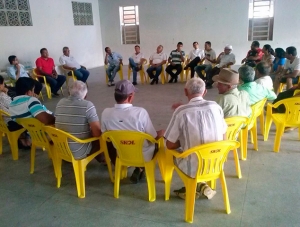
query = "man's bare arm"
xmin=35 ymin=112 xmax=55 ymax=125
xmin=90 ymin=121 xmax=101 ymax=137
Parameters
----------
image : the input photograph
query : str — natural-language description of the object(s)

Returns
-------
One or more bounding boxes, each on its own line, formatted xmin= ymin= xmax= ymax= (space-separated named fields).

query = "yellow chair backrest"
xmin=32 ymin=68 xmax=39 ymax=77
xmin=293 ymin=89 xmax=300 ymax=96
xmin=0 ymin=110 xmax=10 ymax=133
xmin=16 ymin=118 xmax=49 ymax=148
xmin=271 ymin=97 xmax=300 ymax=124
xmin=176 ymin=141 xmax=239 ymax=182
xmin=102 ymin=130 xmax=157 ymax=166
xmin=248 ymin=98 xmax=267 ymax=127
xmin=43 ymin=126 xmax=77 ymax=162
xmin=225 ymin=117 xmax=248 ymax=140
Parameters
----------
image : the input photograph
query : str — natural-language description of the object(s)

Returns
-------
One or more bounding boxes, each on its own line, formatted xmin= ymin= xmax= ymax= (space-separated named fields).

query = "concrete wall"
xmin=99 ymin=0 xmax=300 ymax=67
xmin=0 ymin=0 xmax=103 ymax=70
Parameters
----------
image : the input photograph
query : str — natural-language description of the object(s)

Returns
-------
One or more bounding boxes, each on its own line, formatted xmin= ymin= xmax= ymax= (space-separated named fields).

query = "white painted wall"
xmin=99 ymin=0 xmax=300 ymax=69
xmin=0 ymin=0 xmax=103 ymax=71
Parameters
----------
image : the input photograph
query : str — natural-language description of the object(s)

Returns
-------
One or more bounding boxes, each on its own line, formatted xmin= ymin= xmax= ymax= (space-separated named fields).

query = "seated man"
xmin=55 ymin=81 xmax=101 ymax=161
xmin=7 ymin=55 xmax=43 ymax=95
xmin=146 ymin=45 xmax=168 ymax=85
xmin=104 ymin=47 xmax=123 ymax=87
xmin=35 ymin=48 xmax=66 ymax=97
xmin=255 ymin=61 xmax=273 ymax=90
xmin=183 ymin=41 xmax=205 ymax=78
xmin=165 ymin=77 xmax=227 ymax=200
xmin=238 ymin=65 xmax=276 ymax=105
xmin=206 ymin=45 xmax=236 ymax=88
xmin=214 ymin=69 xmax=251 ymax=118
xmin=166 ymin=42 xmax=185 ymax=83
xmin=101 ymin=80 xmax=164 ymax=183
xmin=194 ymin=41 xmax=217 ymax=80
xmin=9 ymin=77 xmax=55 ymax=126
xmin=59 ymin=47 xmax=90 ymax=83
xmin=274 ymin=46 xmax=300 ymax=93
xmin=241 ymin=41 xmax=263 ymax=67
xmin=128 ymin=45 xmax=146 ymax=85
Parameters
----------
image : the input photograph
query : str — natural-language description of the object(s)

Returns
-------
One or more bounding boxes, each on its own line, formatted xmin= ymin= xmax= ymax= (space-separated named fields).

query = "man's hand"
xmin=156 ymin=129 xmax=165 ymax=138
xmin=171 ymin=102 xmax=183 ymax=110
xmin=1 ymin=87 xmax=8 ymax=94
xmin=241 ymin=58 xmax=246 ymax=64
xmin=16 ymin=64 xmax=20 ymax=69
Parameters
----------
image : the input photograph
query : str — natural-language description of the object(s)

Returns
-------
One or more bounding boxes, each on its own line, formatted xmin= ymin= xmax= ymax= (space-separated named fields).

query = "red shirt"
xmin=246 ymin=48 xmax=263 ymax=63
xmin=35 ymin=57 xmax=55 ymax=74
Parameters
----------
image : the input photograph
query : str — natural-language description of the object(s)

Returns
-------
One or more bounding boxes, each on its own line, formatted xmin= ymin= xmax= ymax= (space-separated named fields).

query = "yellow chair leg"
xmin=7 ymin=134 xmax=19 ymax=160
xmin=264 ymin=116 xmax=273 ymax=141
xmin=104 ymin=150 xmax=114 ymax=183
xmin=241 ymin=127 xmax=248 ymax=161
xmin=56 ymin=158 xmax=62 ymax=188
xmin=184 ymin=180 xmax=197 ymax=223
xmin=73 ymin=161 xmax=85 ymax=198
xmin=274 ymin=123 xmax=284 ymax=152
xmin=0 ymin=133 xmax=3 ymax=155
xmin=252 ymin=123 xmax=258 ymax=151
xmin=233 ymin=148 xmax=242 ymax=179
xmin=145 ymin=162 xmax=156 ymax=202
xmin=114 ymin=158 xmax=121 ymax=199
xmin=30 ymin=145 xmax=36 ymax=174
xmin=259 ymin=112 xmax=264 ymax=136
xmin=220 ymin=172 xmax=231 ymax=214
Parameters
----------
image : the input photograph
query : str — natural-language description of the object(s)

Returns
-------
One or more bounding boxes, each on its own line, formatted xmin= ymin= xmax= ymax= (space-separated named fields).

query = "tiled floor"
xmin=0 ymin=66 xmax=299 ymax=227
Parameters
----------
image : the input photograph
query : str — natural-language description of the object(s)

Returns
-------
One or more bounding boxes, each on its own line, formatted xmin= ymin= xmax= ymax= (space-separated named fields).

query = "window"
xmin=248 ymin=0 xmax=274 ymax=41
xmin=119 ymin=5 xmax=140 ymax=44
xmin=72 ymin=1 xmax=93 ymax=26
xmin=0 ymin=0 xmax=32 ymax=26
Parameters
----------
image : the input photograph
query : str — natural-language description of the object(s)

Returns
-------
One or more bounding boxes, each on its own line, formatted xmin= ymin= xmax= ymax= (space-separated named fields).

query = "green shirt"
xmin=238 ymin=82 xmax=277 ymax=105
xmin=217 ymin=88 xmax=252 ymax=118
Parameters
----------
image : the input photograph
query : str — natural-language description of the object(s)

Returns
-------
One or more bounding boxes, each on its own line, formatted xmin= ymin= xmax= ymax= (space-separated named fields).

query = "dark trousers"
xmin=273 ymin=87 xmax=298 ymax=113
xmin=185 ymin=57 xmax=201 ymax=78
xmin=207 ymin=67 xmax=221 ymax=85
xmin=39 ymin=75 xmax=66 ymax=94
xmin=74 ymin=68 xmax=90 ymax=83
xmin=166 ymin=64 xmax=182 ymax=79
xmin=147 ymin=65 xmax=162 ymax=79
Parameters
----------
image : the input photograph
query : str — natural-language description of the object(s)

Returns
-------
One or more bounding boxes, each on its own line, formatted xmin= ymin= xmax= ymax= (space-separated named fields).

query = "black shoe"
xmin=132 ymin=82 xmax=137 ymax=85
xmin=156 ymin=79 xmax=158 ymax=84
xmin=130 ymin=168 xmax=144 ymax=184
xmin=168 ymin=78 xmax=174 ymax=83
xmin=150 ymin=79 xmax=155 ymax=85
xmin=52 ymin=93 xmax=60 ymax=97
xmin=206 ymin=84 xmax=213 ymax=89
xmin=174 ymin=78 xmax=178 ymax=83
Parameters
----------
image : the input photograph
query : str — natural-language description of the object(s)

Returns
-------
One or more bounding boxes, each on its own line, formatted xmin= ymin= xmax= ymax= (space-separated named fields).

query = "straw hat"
xmin=212 ymin=68 xmax=239 ymax=85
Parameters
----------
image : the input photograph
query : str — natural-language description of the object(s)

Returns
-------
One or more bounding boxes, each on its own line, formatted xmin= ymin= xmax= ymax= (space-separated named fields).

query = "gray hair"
xmin=185 ymin=77 xmax=206 ymax=95
xmin=69 ymin=81 xmax=87 ymax=99
xmin=238 ymin=65 xmax=255 ymax=83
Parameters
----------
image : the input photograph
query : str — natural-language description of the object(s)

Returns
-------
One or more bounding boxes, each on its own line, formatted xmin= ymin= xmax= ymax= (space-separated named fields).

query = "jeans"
xmin=129 ymin=57 xmax=140 ymax=83
xmin=74 ymin=68 xmax=90 ymax=83
xmin=206 ymin=67 xmax=221 ymax=85
xmin=147 ymin=65 xmax=162 ymax=79
xmin=195 ymin=64 xmax=213 ymax=80
xmin=106 ymin=64 xmax=120 ymax=82
xmin=166 ymin=64 xmax=182 ymax=80
xmin=39 ymin=75 xmax=66 ymax=94
xmin=185 ymin=56 xmax=201 ymax=78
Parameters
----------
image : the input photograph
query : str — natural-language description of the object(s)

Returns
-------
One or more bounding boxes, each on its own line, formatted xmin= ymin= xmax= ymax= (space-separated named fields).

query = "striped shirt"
xmin=55 ymin=97 xmax=99 ymax=159
xmin=169 ymin=50 xmax=185 ymax=65
xmin=9 ymin=95 xmax=45 ymax=119
xmin=164 ymin=97 xmax=227 ymax=177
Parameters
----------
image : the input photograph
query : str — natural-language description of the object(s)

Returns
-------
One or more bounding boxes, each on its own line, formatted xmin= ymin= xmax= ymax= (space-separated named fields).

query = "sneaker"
xmin=107 ymin=81 xmax=112 ymax=87
xmin=132 ymin=82 xmax=137 ymax=85
xmin=130 ymin=167 xmax=144 ymax=184
xmin=174 ymin=187 xmax=200 ymax=200
xmin=111 ymin=81 xmax=115 ymax=86
xmin=150 ymin=79 xmax=155 ymax=85
xmin=198 ymin=183 xmax=216 ymax=200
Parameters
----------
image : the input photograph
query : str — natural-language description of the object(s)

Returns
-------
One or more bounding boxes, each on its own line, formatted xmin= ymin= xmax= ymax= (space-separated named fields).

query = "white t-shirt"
xmin=101 ymin=103 xmax=157 ymax=162
xmin=218 ymin=53 xmax=236 ymax=68
xmin=284 ymin=56 xmax=300 ymax=72
xmin=149 ymin=52 xmax=168 ymax=64
xmin=131 ymin=52 xmax=145 ymax=63
xmin=188 ymin=49 xmax=205 ymax=61
xmin=59 ymin=55 xmax=81 ymax=69
xmin=204 ymin=49 xmax=217 ymax=65
xmin=255 ymin=76 xmax=273 ymax=90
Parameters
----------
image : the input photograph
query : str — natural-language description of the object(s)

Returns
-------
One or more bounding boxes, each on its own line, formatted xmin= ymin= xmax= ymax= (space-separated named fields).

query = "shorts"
xmin=280 ymin=76 xmax=299 ymax=84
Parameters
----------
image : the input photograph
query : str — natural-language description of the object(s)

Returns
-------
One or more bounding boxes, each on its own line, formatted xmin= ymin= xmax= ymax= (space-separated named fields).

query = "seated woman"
xmin=0 ymin=75 xmax=31 ymax=149
xmin=261 ymin=44 xmax=275 ymax=67
xmin=270 ymin=48 xmax=286 ymax=80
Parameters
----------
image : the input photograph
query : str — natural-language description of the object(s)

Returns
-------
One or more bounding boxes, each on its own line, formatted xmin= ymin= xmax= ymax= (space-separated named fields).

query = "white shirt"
xmin=149 ymin=52 xmax=168 ymax=64
xmin=59 ymin=55 xmax=81 ymax=69
xmin=101 ymin=103 xmax=157 ymax=162
xmin=188 ymin=49 xmax=205 ymax=61
xmin=131 ymin=52 xmax=145 ymax=63
xmin=255 ymin=76 xmax=273 ymax=90
xmin=164 ymin=97 xmax=227 ymax=177
xmin=218 ymin=53 xmax=236 ymax=68
xmin=284 ymin=56 xmax=300 ymax=72
xmin=204 ymin=49 xmax=217 ymax=65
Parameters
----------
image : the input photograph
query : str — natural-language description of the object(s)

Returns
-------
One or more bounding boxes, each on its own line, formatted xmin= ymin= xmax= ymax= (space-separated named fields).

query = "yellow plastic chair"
xmin=225 ymin=116 xmax=248 ymax=179
xmin=278 ymin=76 xmax=300 ymax=93
xmin=16 ymin=118 xmax=54 ymax=174
xmin=165 ymin=62 xmax=185 ymax=82
xmin=264 ymin=97 xmax=300 ymax=152
xmin=102 ymin=130 xmax=165 ymax=202
xmin=61 ymin=66 xmax=88 ymax=88
xmin=127 ymin=60 xmax=147 ymax=84
xmin=43 ymin=126 xmax=113 ymax=198
xmin=105 ymin=64 xmax=124 ymax=83
xmin=33 ymin=68 xmax=63 ymax=99
xmin=164 ymin=141 xmax=239 ymax=223
xmin=146 ymin=63 xmax=166 ymax=84
xmin=0 ymin=110 xmax=26 ymax=160
xmin=240 ymin=98 xmax=267 ymax=160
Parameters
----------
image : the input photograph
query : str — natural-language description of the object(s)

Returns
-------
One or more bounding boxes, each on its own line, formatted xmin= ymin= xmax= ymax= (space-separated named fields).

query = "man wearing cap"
xmin=206 ymin=45 xmax=236 ymax=88
xmin=213 ymin=69 xmax=251 ymax=118
xmin=165 ymin=77 xmax=227 ymax=200
xmin=238 ymin=65 xmax=276 ymax=105
xmin=101 ymin=80 xmax=165 ymax=183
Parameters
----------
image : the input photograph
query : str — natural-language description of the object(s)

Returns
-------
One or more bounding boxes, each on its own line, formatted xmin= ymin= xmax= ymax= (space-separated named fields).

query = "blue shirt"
xmin=272 ymin=58 xmax=286 ymax=71
xmin=7 ymin=64 xmax=29 ymax=80
xmin=107 ymin=52 xmax=122 ymax=66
